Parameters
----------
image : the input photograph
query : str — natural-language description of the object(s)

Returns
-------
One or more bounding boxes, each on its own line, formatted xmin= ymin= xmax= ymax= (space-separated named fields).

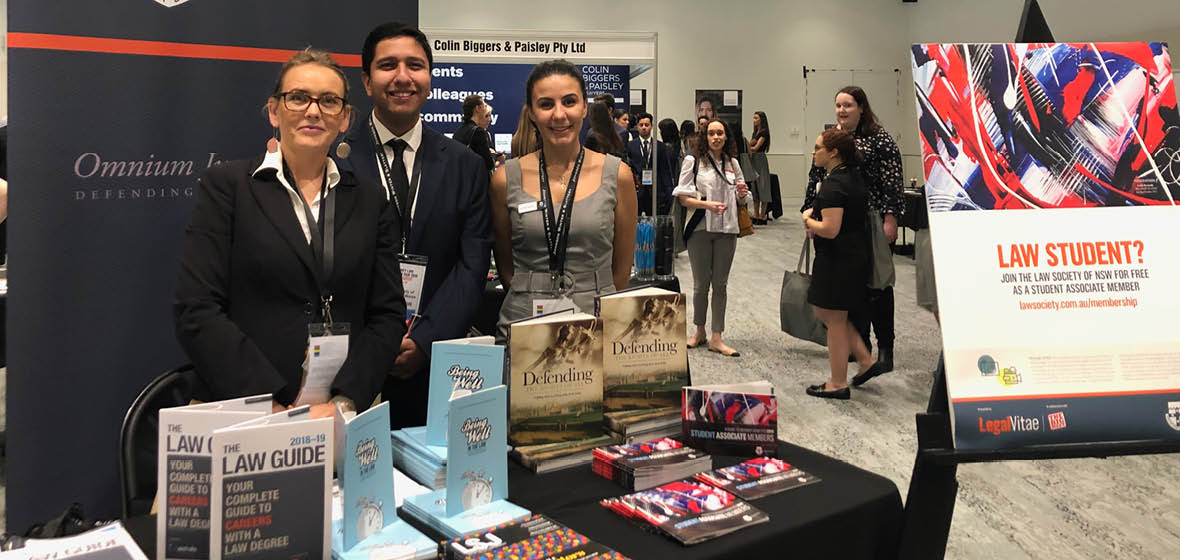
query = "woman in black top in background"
xmin=679 ymin=120 xmax=697 ymax=163
xmin=659 ymin=118 xmax=681 ymax=164
xmin=801 ymin=86 xmax=904 ymax=376
xmin=748 ymin=111 xmax=772 ymax=221
xmin=802 ymin=129 xmax=884 ymax=399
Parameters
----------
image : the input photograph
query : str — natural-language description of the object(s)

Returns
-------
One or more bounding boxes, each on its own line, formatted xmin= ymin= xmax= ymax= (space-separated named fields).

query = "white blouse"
xmin=673 ymin=154 xmax=746 ymax=234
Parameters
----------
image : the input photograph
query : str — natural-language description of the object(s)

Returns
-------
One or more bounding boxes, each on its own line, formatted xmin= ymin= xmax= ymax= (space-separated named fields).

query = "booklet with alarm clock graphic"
xmin=425 ymin=336 xmax=504 ymax=446
xmin=333 ymin=401 xmax=396 ymax=551
xmin=445 ymin=384 xmax=508 ymax=517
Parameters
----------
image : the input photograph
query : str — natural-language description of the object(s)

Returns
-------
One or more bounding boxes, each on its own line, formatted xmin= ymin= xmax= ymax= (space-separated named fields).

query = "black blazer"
xmin=452 ymin=119 xmax=495 ymax=171
xmin=335 ymin=114 xmax=493 ymax=361
xmin=625 ymin=137 xmax=676 ymax=215
xmin=174 ymin=155 xmax=406 ymax=408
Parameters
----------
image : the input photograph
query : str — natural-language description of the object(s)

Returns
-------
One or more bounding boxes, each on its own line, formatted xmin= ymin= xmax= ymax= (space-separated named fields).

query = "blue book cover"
xmin=426 ymin=337 xmax=504 ymax=446
xmin=336 ymin=402 xmax=396 ymax=551
xmin=401 ymin=426 xmax=447 ymax=463
xmin=405 ymin=489 xmax=530 ymax=537
xmin=330 ymin=517 xmax=434 ymax=560
xmin=445 ymin=385 xmax=508 ymax=517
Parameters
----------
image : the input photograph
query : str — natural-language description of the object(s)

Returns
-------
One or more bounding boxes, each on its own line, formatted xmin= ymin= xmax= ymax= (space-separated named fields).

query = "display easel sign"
xmin=911 ymin=42 xmax=1180 ymax=449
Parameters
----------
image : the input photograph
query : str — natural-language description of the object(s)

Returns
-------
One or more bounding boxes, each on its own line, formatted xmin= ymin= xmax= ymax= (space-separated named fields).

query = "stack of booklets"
xmin=441 ymin=515 xmax=631 ymax=560
xmin=682 ymin=380 xmax=778 ymax=457
xmin=592 ymin=437 xmax=712 ymax=491
xmin=510 ymin=433 xmax=620 ymax=474
xmin=694 ymin=457 xmax=821 ymax=500
xmin=598 ymin=288 xmax=689 ymax=442
xmin=390 ymin=426 xmax=447 ymax=489
xmin=392 ymin=336 xmax=504 ymax=489
xmin=330 ymin=492 xmax=435 ymax=560
xmin=600 ymin=479 xmax=769 ymax=545
xmin=508 ymin=311 xmax=610 ymax=472
xmin=402 ymin=384 xmax=532 ymax=540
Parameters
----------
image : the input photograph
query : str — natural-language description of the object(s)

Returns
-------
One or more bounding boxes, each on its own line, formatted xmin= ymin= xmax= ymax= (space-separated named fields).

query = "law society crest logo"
xmin=1166 ymin=402 xmax=1180 ymax=431
xmin=153 ymin=0 xmax=190 ymax=7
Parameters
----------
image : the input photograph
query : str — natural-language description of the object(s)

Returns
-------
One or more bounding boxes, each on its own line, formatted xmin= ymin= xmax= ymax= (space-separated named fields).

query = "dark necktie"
xmin=642 ymin=140 xmax=650 ymax=165
xmin=387 ymin=138 xmax=410 ymax=220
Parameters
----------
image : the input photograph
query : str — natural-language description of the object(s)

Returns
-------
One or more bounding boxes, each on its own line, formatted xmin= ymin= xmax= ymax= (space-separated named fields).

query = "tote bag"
xmin=780 ymin=238 xmax=827 ymax=346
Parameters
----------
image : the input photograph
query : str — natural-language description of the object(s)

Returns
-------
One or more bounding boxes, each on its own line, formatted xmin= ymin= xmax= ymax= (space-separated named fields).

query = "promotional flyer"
xmin=911 ymin=42 xmax=1180 ymax=449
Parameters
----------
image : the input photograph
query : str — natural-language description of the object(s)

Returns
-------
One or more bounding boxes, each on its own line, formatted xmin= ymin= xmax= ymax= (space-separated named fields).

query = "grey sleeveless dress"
xmin=496 ymin=155 xmax=621 ymax=341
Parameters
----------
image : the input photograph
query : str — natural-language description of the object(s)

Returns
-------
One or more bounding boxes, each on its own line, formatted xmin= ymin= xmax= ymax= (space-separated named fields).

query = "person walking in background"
xmin=802 ymin=129 xmax=883 ymax=399
xmin=679 ymin=120 xmax=697 ymax=163
xmin=626 ymin=112 xmax=675 ymax=216
xmin=452 ymin=94 xmax=495 ymax=170
xmin=675 ymin=119 xmax=749 ymax=358
xmin=584 ymin=101 xmax=627 ymax=160
xmin=802 ymin=86 xmax=903 ymax=377
xmin=748 ymin=111 xmax=772 ymax=222
xmin=490 ymin=60 xmax=637 ymax=340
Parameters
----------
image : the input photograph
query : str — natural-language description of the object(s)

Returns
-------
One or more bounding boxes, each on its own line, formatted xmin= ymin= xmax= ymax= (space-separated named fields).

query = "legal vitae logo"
xmin=978 ymin=415 xmax=1041 ymax=435
xmin=154 ymin=0 xmax=190 ymax=7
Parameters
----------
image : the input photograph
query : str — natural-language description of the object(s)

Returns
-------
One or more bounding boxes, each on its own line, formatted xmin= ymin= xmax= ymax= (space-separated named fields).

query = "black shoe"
xmin=877 ymin=347 xmax=894 ymax=373
xmin=848 ymin=354 xmax=856 ymax=363
xmin=851 ymin=362 xmax=888 ymax=387
xmin=806 ymin=382 xmax=850 ymax=400
xmin=752 ymin=218 xmax=768 ymax=225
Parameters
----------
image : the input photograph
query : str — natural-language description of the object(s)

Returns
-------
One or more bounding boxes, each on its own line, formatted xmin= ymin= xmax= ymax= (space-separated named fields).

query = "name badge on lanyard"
xmin=288 ymin=167 xmax=348 ymax=407
xmin=296 ymin=322 xmax=350 ymax=406
xmin=641 ymin=169 xmax=654 ymax=186
xmin=398 ymin=253 xmax=429 ymax=321
xmin=725 ymin=169 xmax=736 ymax=184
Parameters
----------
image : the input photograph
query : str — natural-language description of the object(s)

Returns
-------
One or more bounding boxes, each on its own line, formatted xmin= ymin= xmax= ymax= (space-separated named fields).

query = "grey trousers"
xmin=686 ymin=230 xmax=737 ymax=333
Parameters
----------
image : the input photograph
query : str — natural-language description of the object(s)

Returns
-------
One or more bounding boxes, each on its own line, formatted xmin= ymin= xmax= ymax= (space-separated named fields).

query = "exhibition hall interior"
xmin=1 ymin=0 xmax=1179 ymax=558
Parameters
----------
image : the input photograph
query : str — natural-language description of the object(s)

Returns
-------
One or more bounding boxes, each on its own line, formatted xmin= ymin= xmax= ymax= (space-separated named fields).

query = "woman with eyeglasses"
xmin=174 ymin=49 xmax=405 ymax=418
xmin=675 ymin=118 xmax=749 ymax=357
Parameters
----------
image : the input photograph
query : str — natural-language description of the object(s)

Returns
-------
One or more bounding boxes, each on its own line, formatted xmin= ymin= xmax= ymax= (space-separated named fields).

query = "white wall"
xmin=421 ymin=0 xmax=1180 ymax=208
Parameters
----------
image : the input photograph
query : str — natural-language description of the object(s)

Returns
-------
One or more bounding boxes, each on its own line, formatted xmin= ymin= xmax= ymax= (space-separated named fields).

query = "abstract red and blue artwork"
xmin=911 ymin=42 xmax=1180 ymax=211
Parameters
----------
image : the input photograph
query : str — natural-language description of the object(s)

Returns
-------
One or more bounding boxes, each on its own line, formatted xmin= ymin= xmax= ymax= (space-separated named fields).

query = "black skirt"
xmin=807 ymin=248 xmax=870 ymax=311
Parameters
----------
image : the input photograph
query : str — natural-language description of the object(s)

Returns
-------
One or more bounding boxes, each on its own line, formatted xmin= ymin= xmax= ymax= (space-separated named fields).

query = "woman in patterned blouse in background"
xmin=801 ymin=86 xmax=904 ymax=384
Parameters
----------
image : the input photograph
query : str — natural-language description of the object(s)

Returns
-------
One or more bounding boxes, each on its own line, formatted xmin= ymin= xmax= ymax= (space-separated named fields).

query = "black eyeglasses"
xmin=277 ymin=91 xmax=347 ymax=115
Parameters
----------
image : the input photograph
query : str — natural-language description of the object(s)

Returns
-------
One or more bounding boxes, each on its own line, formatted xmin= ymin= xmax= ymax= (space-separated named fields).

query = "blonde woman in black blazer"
xmin=174 ymin=49 xmax=405 ymax=417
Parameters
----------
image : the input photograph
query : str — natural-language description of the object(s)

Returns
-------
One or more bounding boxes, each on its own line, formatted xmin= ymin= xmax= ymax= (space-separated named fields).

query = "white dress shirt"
xmin=371 ymin=112 xmax=424 ymax=219
xmin=673 ymin=154 xmax=746 ymax=234
xmin=253 ymin=147 xmax=342 ymax=243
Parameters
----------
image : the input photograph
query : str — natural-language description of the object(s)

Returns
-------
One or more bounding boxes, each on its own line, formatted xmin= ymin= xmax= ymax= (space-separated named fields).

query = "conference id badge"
xmin=399 ymin=253 xmax=429 ymax=320
xmin=517 ymin=200 xmax=541 ymax=214
xmin=725 ymin=169 xmax=737 ymax=184
xmin=531 ymin=296 xmax=577 ymax=317
xmin=642 ymin=169 xmax=654 ymax=186
xmin=295 ymin=322 xmax=350 ymax=406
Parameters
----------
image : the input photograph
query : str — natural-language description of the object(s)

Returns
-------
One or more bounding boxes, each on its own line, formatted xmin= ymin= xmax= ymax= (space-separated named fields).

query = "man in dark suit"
xmin=452 ymin=94 xmax=495 ymax=171
xmin=335 ymin=22 xmax=493 ymax=428
xmin=625 ymin=113 xmax=675 ymax=216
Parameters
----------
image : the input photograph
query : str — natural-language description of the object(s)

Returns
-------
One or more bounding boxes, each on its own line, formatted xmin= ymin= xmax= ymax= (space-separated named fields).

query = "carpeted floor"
xmin=677 ymin=214 xmax=1180 ymax=559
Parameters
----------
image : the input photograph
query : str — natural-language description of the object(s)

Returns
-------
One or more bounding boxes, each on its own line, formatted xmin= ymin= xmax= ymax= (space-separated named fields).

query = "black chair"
xmin=117 ymin=364 xmax=203 ymax=520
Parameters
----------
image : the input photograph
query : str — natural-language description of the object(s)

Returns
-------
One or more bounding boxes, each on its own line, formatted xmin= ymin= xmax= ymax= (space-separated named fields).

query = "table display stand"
xmin=897 ymin=360 xmax=1180 ymax=559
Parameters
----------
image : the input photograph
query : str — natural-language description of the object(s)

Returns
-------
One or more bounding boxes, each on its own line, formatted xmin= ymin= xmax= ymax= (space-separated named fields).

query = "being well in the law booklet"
xmin=333 ymin=401 xmax=395 ymax=551
xmin=425 ymin=336 xmax=504 ymax=447
xmin=210 ymin=406 xmax=332 ymax=560
xmin=446 ymin=385 xmax=508 ymax=517
xmin=156 ymin=395 xmax=271 ymax=560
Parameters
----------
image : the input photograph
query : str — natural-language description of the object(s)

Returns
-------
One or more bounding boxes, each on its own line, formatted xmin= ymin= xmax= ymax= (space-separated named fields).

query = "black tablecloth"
xmin=124 ymin=440 xmax=899 ymax=559
xmin=506 ymin=440 xmax=901 ymax=560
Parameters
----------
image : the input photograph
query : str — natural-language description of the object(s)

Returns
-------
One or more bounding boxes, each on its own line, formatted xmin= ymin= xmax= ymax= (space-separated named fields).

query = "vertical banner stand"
xmin=898 ymin=361 xmax=1180 ymax=559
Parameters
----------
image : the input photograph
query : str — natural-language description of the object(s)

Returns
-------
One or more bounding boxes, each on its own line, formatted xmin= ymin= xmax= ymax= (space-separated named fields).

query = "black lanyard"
xmin=641 ymin=139 xmax=652 ymax=168
xmin=708 ymin=153 xmax=734 ymax=185
xmin=369 ymin=121 xmax=423 ymax=252
xmin=284 ymin=166 xmax=337 ymax=322
xmin=538 ymin=146 xmax=586 ymax=284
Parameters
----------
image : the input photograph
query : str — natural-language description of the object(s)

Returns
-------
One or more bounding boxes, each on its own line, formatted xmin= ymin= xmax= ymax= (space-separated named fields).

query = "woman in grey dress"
xmin=490 ymin=60 xmax=638 ymax=340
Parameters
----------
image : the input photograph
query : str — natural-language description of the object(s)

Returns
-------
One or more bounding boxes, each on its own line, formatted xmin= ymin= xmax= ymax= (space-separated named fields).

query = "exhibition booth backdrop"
xmin=6 ymin=0 xmax=417 ymax=529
